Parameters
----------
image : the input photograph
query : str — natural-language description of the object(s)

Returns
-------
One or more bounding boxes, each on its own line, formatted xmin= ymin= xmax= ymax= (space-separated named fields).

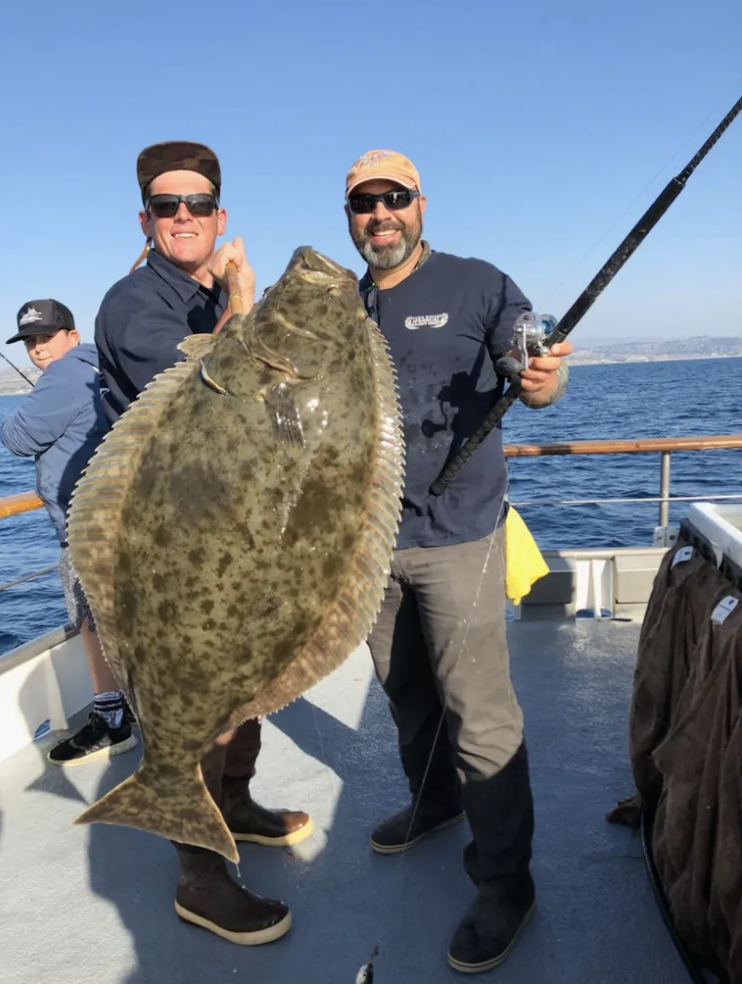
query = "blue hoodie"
xmin=0 ymin=343 xmax=106 ymax=544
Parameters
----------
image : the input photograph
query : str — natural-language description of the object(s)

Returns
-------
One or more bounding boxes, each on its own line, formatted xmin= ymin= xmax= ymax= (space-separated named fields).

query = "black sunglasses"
xmin=347 ymin=188 xmax=420 ymax=214
xmin=146 ymin=193 xmax=218 ymax=218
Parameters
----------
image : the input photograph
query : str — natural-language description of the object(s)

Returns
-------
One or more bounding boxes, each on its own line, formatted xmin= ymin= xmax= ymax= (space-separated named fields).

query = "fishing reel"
xmin=495 ymin=311 xmax=558 ymax=379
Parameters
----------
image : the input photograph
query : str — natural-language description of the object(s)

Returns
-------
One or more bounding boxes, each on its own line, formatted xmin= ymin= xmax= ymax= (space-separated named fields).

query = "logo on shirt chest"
xmin=404 ymin=313 xmax=449 ymax=330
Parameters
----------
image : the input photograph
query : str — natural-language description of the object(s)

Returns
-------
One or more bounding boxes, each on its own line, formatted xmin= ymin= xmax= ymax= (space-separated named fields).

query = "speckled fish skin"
xmin=66 ymin=246 xmax=404 ymax=862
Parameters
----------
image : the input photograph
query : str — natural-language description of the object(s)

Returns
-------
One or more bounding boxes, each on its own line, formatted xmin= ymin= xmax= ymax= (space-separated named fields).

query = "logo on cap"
xmin=346 ymin=148 xmax=421 ymax=197
xmin=356 ymin=151 xmax=395 ymax=169
xmin=19 ymin=306 xmax=44 ymax=326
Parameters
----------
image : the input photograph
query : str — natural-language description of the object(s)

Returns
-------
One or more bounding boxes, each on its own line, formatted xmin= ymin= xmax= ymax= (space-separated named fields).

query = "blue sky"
xmin=2 ymin=0 xmax=741 ymax=365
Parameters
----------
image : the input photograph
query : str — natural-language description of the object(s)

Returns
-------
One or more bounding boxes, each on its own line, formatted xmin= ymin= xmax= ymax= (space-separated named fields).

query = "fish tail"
xmin=74 ymin=768 xmax=239 ymax=864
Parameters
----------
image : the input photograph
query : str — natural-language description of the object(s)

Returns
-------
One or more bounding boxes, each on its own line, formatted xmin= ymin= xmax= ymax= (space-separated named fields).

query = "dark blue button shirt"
xmin=360 ymin=245 xmax=531 ymax=549
xmin=95 ymin=249 xmax=227 ymax=427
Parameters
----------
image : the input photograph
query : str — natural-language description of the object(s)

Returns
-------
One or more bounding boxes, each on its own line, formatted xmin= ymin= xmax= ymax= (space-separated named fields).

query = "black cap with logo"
xmin=7 ymin=299 xmax=76 ymax=344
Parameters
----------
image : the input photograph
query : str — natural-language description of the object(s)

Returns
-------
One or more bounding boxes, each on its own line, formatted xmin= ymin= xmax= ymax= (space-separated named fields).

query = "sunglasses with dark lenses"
xmin=347 ymin=188 xmax=420 ymax=214
xmin=146 ymin=193 xmax=218 ymax=218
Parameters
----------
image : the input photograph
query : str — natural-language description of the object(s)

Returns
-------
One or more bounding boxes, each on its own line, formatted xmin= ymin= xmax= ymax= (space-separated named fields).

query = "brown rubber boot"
xmin=221 ymin=776 xmax=315 ymax=847
xmin=174 ymin=849 xmax=291 ymax=945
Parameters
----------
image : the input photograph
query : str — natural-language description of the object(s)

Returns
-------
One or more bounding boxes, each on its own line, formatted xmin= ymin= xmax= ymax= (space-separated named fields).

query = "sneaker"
xmin=47 ymin=712 xmax=138 ymax=766
xmin=370 ymin=803 xmax=465 ymax=855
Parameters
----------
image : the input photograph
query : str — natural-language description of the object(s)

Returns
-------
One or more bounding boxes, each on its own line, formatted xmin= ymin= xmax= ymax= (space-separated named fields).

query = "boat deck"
xmin=0 ymin=616 xmax=687 ymax=984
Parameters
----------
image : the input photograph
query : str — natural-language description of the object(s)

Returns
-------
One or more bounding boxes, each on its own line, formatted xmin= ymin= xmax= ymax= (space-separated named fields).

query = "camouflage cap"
xmin=136 ymin=141 xmax=221 ymax=202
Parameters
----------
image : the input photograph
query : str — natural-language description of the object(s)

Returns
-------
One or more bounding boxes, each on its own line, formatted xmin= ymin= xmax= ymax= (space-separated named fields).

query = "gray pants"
xmin=367 ymin=526 xmax=534 ymax=882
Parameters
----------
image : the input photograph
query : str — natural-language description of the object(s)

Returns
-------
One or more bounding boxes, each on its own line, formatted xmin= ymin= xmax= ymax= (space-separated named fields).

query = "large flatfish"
xmin=66 ymin=246 xmax=404 ymax=862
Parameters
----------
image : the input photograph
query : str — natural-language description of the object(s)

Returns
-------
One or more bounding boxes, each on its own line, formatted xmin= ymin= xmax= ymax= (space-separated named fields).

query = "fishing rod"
xmin=429 ymin=92 xmax=742 ymax=497
xmin=0 ymin=351 xmax=35 ymax=388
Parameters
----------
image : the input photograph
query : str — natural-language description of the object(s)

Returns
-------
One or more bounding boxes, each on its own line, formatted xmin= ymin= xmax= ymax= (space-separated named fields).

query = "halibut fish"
xmin=66 ymin=247 xmax=404 ymax=862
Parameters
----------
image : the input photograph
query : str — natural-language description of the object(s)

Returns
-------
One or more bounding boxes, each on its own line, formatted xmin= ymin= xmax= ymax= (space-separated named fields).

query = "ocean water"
xmin=1 ymin=357 xmax=741 ymax=656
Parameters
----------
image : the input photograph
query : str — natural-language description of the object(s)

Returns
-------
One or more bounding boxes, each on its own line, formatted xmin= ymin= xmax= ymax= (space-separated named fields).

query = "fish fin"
xmin=74 ymin=765 xmax=239 ymax=864
xmin=66 ymin=358 xmax=198 ymax=687
xmin=199 ymin=360 xmax=228 ymax=395
xmin=263 ymin=382 xmax=304 ymax=446
xmin=232 ymin=317 xmax=405 ymax=723
xmin=177 ymin=333 xmax=217 ymax=360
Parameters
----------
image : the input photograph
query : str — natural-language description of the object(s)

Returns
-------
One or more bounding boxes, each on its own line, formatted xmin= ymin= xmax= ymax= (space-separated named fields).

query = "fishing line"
xmin=0 ymin=351 xmax=35 ymax=387
xmin=305 ymin=698 xmax=384 ymax=983
xmin=350 ymin=82 xmax=742 ymax=974
xmin=537 ymin=75 xmax=742 ymax=314
xmin=350 ymin=494 xmax=509 ymax=981
xmin=430 ymin=89 xmax=742 ymax=496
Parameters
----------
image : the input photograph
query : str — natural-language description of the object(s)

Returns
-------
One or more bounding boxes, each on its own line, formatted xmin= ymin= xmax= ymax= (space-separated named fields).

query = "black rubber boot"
xmin=449 ymin=741 xmax=537 ymax=973
xmin=447 ymin=869 xmax=536 ymax=974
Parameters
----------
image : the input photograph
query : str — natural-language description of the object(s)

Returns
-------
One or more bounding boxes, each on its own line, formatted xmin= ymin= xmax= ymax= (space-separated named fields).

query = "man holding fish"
xmin=92 ymin=141 xmax=314 ymax=946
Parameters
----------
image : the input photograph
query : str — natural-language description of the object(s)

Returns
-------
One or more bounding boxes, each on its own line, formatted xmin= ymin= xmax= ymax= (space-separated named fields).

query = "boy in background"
xmin=1 ymin=298 xmax=137 ymax=764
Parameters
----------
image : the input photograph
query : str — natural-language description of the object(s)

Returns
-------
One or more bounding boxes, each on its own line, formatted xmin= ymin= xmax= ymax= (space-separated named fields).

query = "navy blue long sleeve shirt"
xmin=360 ymin=245 xmax=532 ymax=548
xmin=95 ymin=249 xmax=227 ymax=428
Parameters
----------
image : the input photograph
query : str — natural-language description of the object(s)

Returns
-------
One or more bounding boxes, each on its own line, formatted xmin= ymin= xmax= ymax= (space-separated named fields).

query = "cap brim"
xmin=346 ymin=173 xmax=416 ymax=196
xmin=6 ymin=325 xmax=61 ymax=344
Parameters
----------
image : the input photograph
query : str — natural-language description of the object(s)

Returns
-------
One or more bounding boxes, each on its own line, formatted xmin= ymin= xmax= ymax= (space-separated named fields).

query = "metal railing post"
xmin=659 ymin=451 xmax=672 ymax=527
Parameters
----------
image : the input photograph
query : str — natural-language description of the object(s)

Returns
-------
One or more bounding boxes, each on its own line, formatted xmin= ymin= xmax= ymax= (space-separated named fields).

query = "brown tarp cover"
xmin=608 ymin=533 xmax=742 ymax=982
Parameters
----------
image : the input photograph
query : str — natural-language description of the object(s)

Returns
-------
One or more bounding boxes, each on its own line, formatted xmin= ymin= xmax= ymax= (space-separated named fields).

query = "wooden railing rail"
xmin=1 ymin=435 xmax=741 ymax=526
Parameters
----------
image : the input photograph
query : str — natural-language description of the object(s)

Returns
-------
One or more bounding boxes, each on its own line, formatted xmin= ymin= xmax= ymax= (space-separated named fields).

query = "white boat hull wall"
xmin=0 ymin=631 xmax=92 ymax=763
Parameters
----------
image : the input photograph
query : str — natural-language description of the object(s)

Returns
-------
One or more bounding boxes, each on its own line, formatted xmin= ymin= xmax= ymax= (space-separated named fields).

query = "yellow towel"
xmin=505 ymin=506 xmax=550 ymax=605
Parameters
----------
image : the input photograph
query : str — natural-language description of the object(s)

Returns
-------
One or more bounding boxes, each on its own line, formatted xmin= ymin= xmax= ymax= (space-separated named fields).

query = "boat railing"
xmin=500 ymin=434 xmax=742 ymax=525
xmin=1 ymin=433 xmax=742 ymax=598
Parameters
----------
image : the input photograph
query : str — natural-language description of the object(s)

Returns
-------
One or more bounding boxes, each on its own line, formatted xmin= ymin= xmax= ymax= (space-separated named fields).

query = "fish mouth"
xmin=290 ymin=246 xmax=357 ymax=284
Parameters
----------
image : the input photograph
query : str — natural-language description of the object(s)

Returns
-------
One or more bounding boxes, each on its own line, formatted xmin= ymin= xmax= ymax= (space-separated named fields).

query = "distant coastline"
xmin=569 ymin=352 xmax=742 ymax=366
xmin=0 ymin=368 xmax=41 ymax=396
xmin=1 ymin=336 xmax=742 ymax=395
xmin=568 ymin=336 xmax=742 ymax=367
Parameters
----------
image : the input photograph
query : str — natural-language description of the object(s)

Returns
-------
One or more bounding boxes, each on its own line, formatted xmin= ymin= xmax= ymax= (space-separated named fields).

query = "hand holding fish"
xmin=209 ymin=236 xmax=256 ymax=315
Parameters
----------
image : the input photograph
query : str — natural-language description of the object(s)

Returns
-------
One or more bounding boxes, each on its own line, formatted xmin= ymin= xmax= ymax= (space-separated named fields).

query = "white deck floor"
xmin=0 ymin=618 xmax=687 ymax=984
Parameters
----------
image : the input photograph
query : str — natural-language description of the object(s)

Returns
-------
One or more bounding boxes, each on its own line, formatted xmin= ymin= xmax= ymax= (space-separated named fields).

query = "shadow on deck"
xmin=0 ymin=618 xmax=686 ymax=984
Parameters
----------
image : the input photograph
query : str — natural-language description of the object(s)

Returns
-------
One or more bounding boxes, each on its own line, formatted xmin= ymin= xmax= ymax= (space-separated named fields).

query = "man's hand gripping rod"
xmin=429 ymin=93 xmax=742 ymax=497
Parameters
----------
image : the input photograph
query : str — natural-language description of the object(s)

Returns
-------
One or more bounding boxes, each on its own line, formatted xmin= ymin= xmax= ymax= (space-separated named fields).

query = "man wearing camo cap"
xmin=94 ymin=140 xmax=313 ymax=946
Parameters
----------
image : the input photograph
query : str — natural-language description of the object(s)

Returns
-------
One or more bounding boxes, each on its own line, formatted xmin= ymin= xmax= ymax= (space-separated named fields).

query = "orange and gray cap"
xmin=136 ymin=141 xmax=222 ymax=203
xmin=345 ymin=149 xmax=421 ymax=198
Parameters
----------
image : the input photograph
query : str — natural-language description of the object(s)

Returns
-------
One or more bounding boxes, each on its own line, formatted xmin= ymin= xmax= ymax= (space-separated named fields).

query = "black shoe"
xmin=370 ymin=803 xmax=464 ymax=855
xmin=447 ymin=870 xmax=536 ymax=974
xmin=47 ymin=712 xmax=138 ymax=766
